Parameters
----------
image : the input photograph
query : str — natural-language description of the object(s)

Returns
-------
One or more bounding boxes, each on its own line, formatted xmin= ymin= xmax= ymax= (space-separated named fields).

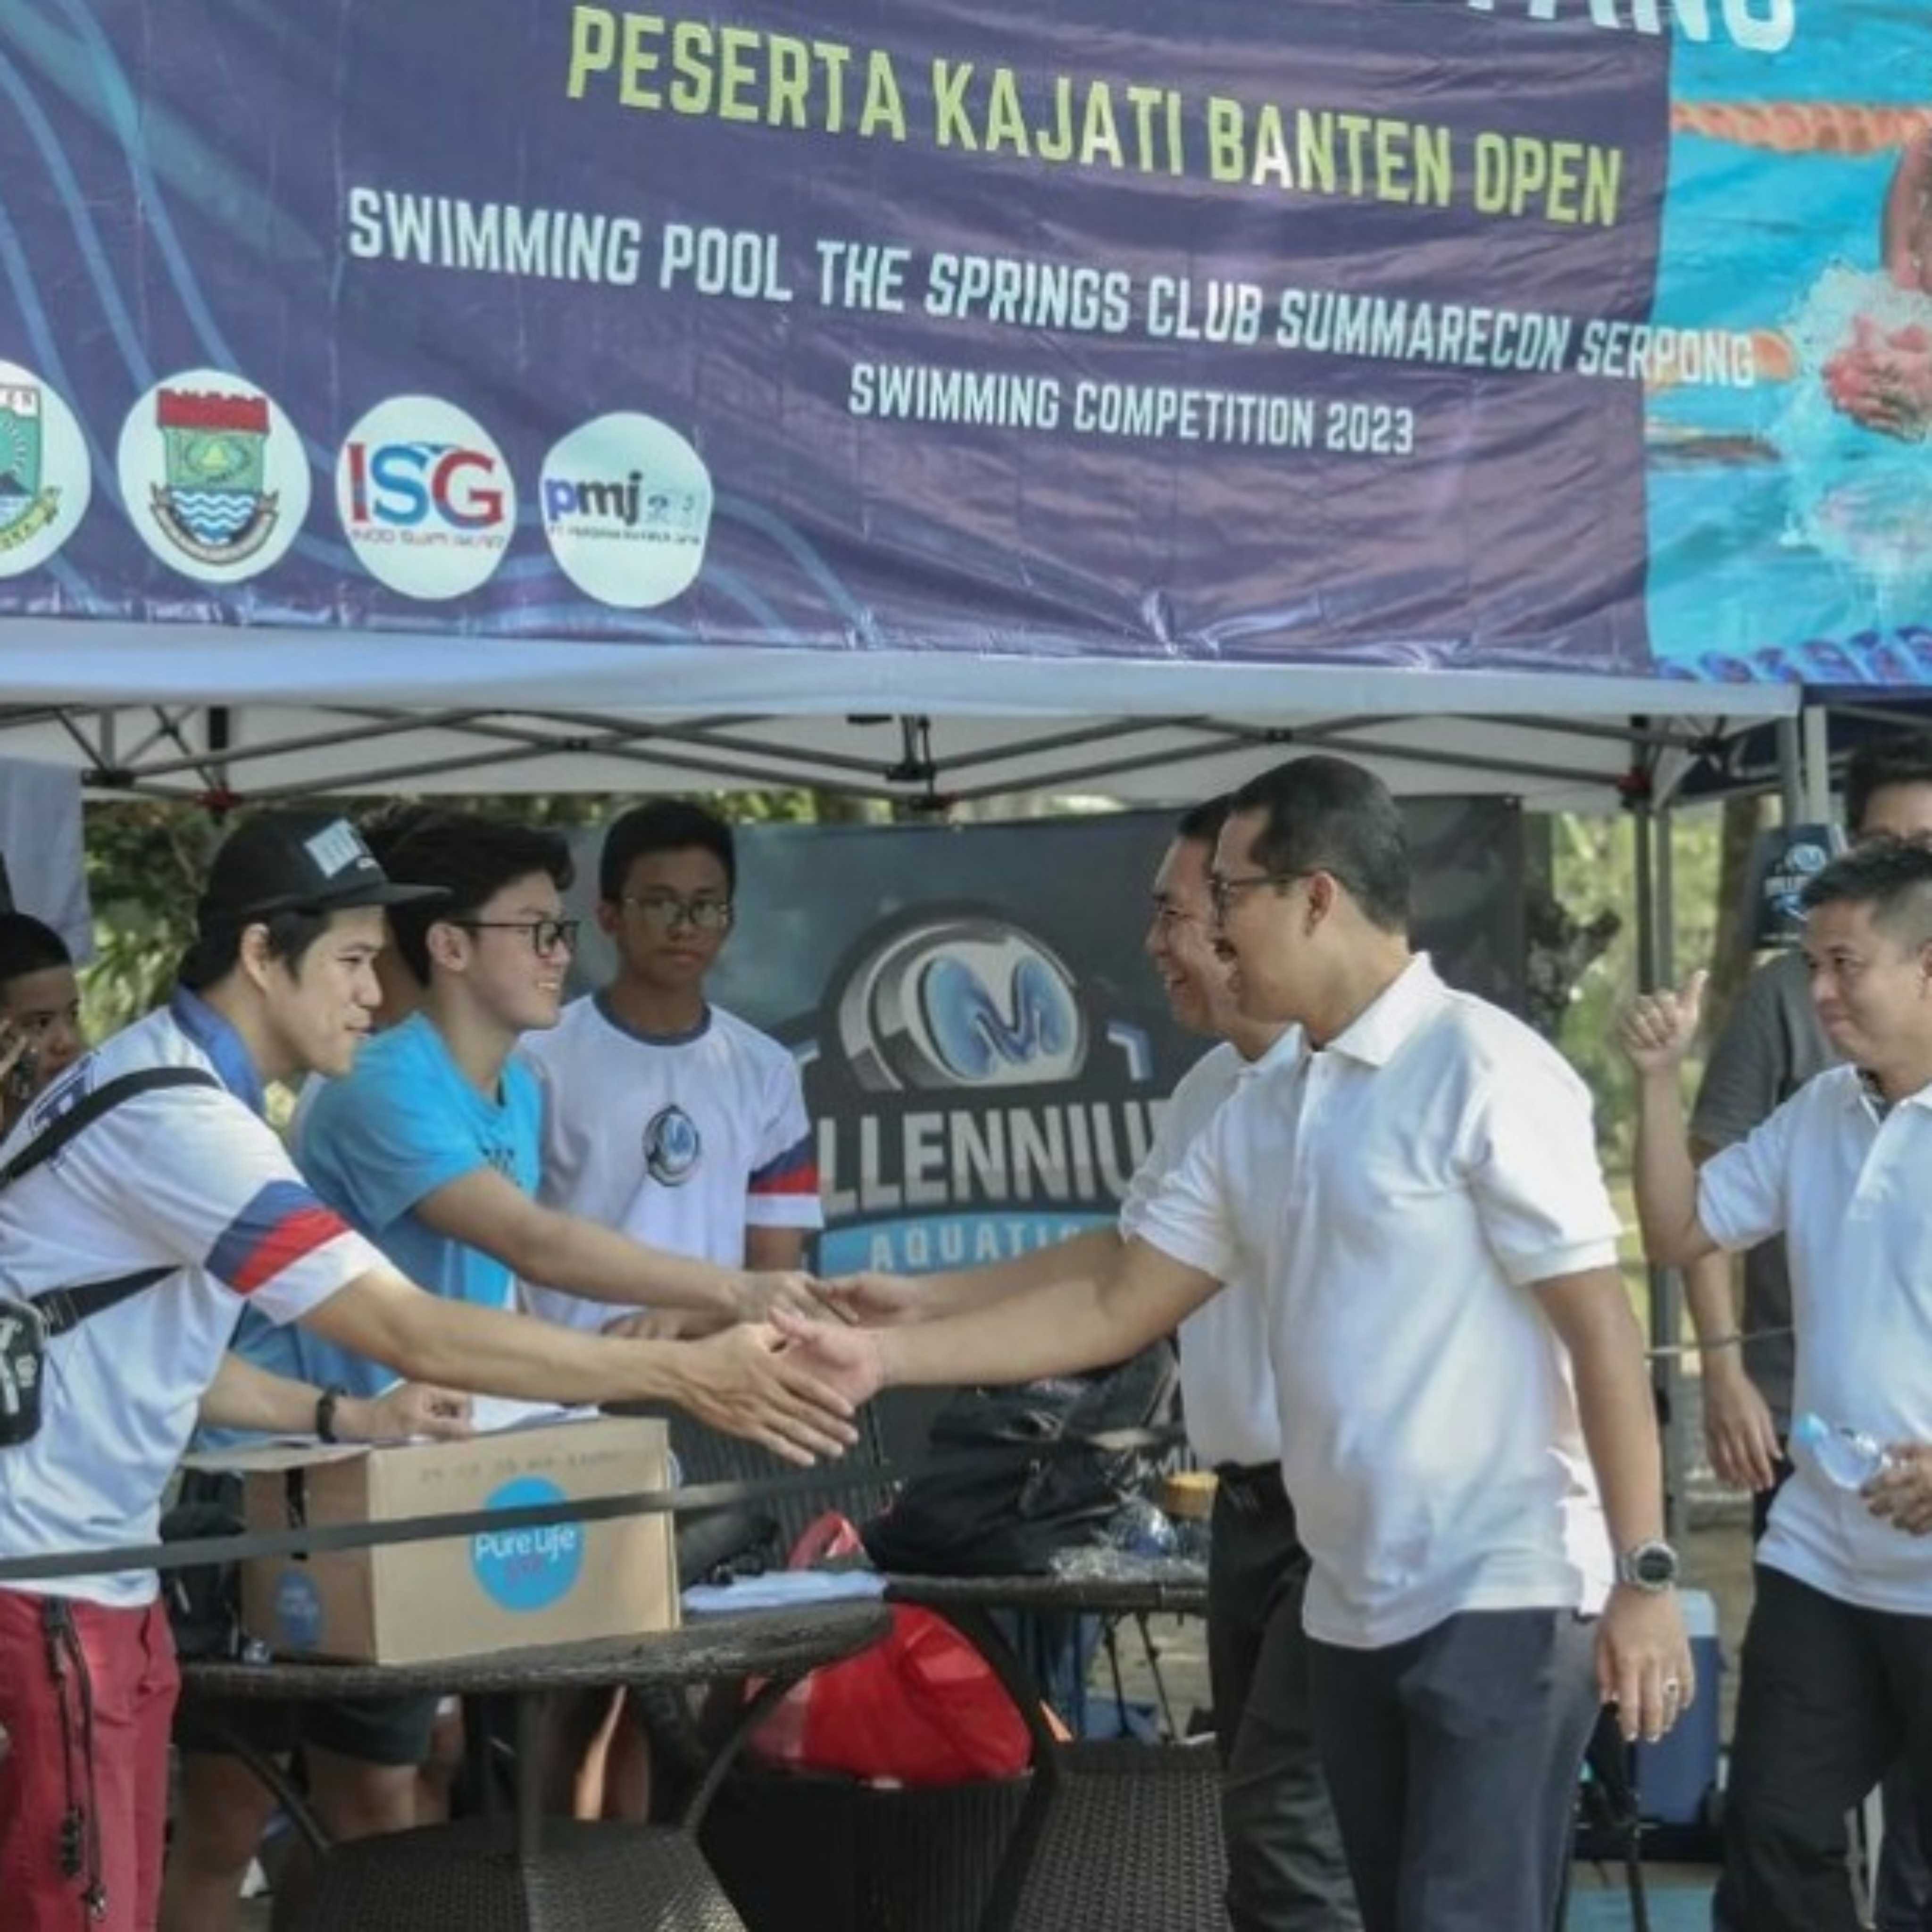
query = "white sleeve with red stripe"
xmin=85 ymin=1086 xmax=384 ymax=1324
xmin=745 ymin=1056 xmax=824 ymax=1230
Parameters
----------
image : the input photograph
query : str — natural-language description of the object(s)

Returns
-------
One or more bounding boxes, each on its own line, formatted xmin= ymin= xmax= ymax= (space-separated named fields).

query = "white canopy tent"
xmin=0 ymin=627 xmax=1798 ymax=811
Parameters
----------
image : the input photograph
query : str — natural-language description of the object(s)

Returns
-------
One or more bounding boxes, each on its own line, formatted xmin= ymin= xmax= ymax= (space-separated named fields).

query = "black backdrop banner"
xmin=568 ymin=802 xmax=1523 ymax=1275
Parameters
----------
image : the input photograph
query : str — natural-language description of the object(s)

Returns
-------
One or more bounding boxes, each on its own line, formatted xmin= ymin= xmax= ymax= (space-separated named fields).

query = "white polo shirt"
xmin=0 ymin=993 xmax=383 ymax=1607
xmin=1135 ymin=955 xmax=1620 ymax=1650
xmin=1120 ymin=1030 xmax=1302 ymax=1470
xmin=520 ymin=995 xmax=824 ymax=1331
xmin=1699 ymin=1064 xmax=1932 ymax=1616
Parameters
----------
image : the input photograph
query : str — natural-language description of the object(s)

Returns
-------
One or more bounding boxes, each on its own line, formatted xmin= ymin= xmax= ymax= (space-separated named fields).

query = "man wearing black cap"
xmin=0 ymin=810 xmax=858 ymax=1932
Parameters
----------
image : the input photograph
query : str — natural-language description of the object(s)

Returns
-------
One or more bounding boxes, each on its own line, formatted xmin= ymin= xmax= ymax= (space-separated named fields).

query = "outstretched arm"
xmin=775 ymin=1236 xmax=1219 ymax=1406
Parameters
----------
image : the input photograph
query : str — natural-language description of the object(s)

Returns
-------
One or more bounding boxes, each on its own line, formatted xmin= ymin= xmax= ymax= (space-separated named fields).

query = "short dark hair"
xmin=383 ymin=813 xmax=574 ymax=985
xmin=358 ymin=801 xmax=462 ymax=871
xmin=599 ymin=801 xmax=735 ymax=902
xmin=1845 ymin=736 xmax=1932 ymax=834
xmin=1226 ymin=756 xmax=1410 ymax=933
xmin=177 ymin=907 xmax=336 ymax=992
xmin=1174 ymin=794 xmax=1232 ymax=847
xmin=0 ymin=912 xmax=71 ymax=995
xmin=1800 ymin=836 xmax=1932 ymax=948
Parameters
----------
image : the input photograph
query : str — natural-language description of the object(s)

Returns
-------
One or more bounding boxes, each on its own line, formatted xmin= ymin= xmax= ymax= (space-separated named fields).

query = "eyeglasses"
xmin=1208 ymin=871 xmax=1312 ymax=923
xmin=619 ymin=893 xmax=734 ymax=934
xmin=452 ymin=917 xmax=579 ymax=957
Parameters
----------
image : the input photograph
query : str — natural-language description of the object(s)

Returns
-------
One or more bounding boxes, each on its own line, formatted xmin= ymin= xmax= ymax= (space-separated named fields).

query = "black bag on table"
xmin=860 ymin=1341 xmax=1178 ymax=1576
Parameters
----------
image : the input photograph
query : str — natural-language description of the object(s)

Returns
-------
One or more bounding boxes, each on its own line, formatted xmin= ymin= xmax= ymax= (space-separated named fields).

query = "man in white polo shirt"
xmin=783 ymin=755 xmax=1692 ymax=1932
xmin=0 ymin=811 xmax=858 ymax=1932
xmin=827 ymin=795 xmax=1357 ymax=1932
xmin=1623 ymin=836 xmax=1932 ymax=1932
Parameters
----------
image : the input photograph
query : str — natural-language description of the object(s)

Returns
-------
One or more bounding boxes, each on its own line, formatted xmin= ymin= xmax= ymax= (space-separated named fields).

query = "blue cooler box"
xmin=1632 ymin=1587 xmax=1723 ymax=1825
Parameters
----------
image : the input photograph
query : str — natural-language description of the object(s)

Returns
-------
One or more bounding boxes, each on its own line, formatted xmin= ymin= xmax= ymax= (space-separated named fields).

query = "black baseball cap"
xmin=197 ymin=810 xmax=446 ymax=930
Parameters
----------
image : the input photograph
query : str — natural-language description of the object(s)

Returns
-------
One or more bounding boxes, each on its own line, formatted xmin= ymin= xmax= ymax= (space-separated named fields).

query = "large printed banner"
xmin=0 ymin=1 xmax=1924 ymax=682
xmin=565 ymin=805 xmax=1525 ymax=1275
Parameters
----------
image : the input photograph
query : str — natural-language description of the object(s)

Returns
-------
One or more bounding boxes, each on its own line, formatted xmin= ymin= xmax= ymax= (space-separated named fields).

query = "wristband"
xmin=315 ymin=1384 xmax=349 ymax=1443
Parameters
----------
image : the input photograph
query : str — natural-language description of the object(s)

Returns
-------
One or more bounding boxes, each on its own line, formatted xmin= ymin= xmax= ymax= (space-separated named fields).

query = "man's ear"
xmin=236 ymin=921 xmax=277 ymax=993
xmin=425 ymin=919 xmax=469 ymax=975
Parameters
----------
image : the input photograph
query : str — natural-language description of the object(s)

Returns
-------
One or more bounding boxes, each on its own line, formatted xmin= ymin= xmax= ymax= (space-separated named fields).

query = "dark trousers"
xmin=1306 ymin=1607 xmax=1600 ymax=1932
xmin=1745 ymin=1458 xmax=1931 ymax=1932
xmin=1714 ymin=1567 xmax=1932 ymax=1932
xmin=1210 ymin=1466 xmax=1360 ymax=1931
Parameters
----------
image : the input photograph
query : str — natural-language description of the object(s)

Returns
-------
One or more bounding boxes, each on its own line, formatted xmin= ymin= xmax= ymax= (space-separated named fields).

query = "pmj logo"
xmin=837 ymin=915 xmax=1089 ymax=1093
xmin=540 ymin=411 xmax=712 ymax=609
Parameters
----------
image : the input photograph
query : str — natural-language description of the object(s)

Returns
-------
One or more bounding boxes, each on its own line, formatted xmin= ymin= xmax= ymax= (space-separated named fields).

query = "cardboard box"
xmin=205 ymin=1415 xmax=677 ymax=1665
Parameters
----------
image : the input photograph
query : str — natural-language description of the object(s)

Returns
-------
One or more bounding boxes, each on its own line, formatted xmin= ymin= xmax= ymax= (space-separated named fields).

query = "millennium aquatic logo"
xmin=0 ymin=363 xmax=90 ymax=577
xmin=642 ymin=1103 xmax=702 ymax=1186
xmin=117 ymin=368 xmax=309 ymax=583
xmin=836 ymin=915 xmax=1089 ymax=1094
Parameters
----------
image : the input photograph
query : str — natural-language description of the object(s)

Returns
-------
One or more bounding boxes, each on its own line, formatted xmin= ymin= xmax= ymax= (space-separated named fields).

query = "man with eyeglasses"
xmin=780 ymin=754 xmax=1691 ymax=1932
xmin=519 ymin=800 xmax=824 ymax=1336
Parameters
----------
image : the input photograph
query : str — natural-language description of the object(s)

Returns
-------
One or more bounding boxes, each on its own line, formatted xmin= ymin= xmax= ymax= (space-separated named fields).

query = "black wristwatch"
xmin=1616 ymin=1539 xmax=1680 ymax=1593
xmin=315 ymin=1384 xmax=349 ymax=1444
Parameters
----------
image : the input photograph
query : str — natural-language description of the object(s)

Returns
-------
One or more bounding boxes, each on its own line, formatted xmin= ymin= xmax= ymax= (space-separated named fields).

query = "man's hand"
xmin=344 ymin=1383 xmax=474 ymax=1444
xmin=1702 ymin=1353 xmax=1782 ymax=1492
xmin=731 ymin=1271 xmax=847 ymax=1325
xmin=816 ymin=1271 xmax=929 ymax=1327
xmin=674 ymin=1323 xmax=861 ymax=1466
xmin=1616 ymin=971 xmax=1708 ymax=1076
xmin=1865 ymin=1442 xmax=1932 ymax=1535
xmin=1597 ymin=1586 xmax=1697 ymax=1745
xmin=770 ymin=1308 xmax=888 ymax=1409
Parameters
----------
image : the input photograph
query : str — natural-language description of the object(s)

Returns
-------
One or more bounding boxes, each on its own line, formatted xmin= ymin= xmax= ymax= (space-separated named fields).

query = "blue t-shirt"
xmin=229 ymin=1013 xmax=542 ymax=1401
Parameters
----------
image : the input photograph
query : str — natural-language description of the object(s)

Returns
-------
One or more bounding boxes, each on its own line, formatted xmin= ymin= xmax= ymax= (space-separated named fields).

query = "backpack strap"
xmin=0 ymin=1067 xmax=223 ymax=1187
xmin=3 ymin=1066 xmax=225 ymax=1337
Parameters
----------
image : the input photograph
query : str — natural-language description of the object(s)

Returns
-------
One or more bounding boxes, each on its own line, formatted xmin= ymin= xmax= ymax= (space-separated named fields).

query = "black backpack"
xmin=860 ymin=1341 xmax=1180 ymax=1576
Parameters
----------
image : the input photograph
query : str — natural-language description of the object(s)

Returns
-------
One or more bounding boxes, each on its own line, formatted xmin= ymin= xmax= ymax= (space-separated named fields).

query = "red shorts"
xmin=0 ymin=1587 xmax=179 ymax=1932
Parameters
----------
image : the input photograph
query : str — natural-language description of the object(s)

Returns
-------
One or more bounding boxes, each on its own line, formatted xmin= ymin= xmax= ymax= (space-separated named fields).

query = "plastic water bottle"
xmin=1791 ymin=1411 xmax=1891 ymax=1490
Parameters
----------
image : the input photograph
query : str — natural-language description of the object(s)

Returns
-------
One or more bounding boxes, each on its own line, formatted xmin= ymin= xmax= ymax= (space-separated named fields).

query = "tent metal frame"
xmin=0 ymin=700 xmax=1754 ymax=810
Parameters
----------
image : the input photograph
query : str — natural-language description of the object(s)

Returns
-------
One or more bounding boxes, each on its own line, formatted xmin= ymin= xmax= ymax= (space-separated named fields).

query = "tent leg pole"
xmin=1802 ymin=705 xmax=1832 ymax=826
xmin=1655 ymin=803 xmax=1687 ymax=1547
xmin=1776 ymin=717 xmax=1803 ymax=826
xmin=1632 ymin=797 xmax=1683 ymax=1542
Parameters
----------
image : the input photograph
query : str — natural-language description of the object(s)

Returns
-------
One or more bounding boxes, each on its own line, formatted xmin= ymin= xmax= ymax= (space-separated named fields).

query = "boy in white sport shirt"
xmin=522 ymin=800 xmax=824 ymax=1331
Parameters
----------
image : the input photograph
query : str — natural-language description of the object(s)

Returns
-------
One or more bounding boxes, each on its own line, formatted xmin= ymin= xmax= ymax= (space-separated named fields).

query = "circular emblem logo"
xmin=836 ymin=916 xmax=1088 ymax=1093
xmin=540 ymin=411 xmax=711 ymax=608
xmin=642 ymin=1104 xmax=702 ymax=1187
xmin=0 ymin=362 xmax=90 ymax=577
xmin=117 ymin=367 xmax=309 ymax=583
xmin=336 ymin=395 xmax=515 ymax=600
xmin=272 ymin=1569 xmax=325 ymax=1651
xmin=470 ymin=1475 xmax=584 ymax=1613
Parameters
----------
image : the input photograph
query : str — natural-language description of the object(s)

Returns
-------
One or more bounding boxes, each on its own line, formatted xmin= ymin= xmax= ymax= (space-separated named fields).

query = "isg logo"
xmin=470 ymin=1474 xmax=584 ymax=1613
xmin=336 ymin=396 xmax=515 ymax=600
xmin=540 ymin=411 xmax=711 ymax=609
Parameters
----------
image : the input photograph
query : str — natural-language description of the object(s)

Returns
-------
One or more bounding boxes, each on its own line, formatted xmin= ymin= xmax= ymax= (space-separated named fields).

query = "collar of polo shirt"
xmin=1321 ymin=953 xmax=1439 ymax=1066
xmin=168 ymin=986 xmax=267 ymax=1117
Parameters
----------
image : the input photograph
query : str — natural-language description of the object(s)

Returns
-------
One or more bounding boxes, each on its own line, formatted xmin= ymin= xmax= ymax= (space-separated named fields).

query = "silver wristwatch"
xmin=1616 ymin=1539 xmax=1680 ymax=1593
